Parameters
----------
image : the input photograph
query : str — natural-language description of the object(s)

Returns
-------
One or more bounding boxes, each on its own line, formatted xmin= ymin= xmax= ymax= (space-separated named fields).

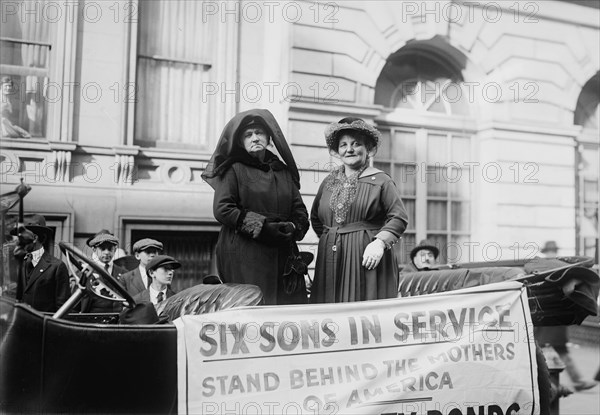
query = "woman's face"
xmin=337 ymin=134 xmax=370 ymax=170
xmin=242 ymin=126 xmax=269 ymax=158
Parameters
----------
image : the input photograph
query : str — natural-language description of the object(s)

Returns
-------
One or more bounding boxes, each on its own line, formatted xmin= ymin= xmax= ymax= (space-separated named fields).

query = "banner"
xmin=175 ymin=281 xmax=539 ymax=415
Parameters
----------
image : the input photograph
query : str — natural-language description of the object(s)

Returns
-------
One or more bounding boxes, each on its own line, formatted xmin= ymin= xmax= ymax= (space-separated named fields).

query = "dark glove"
xmin=260 ymin=221 xmax=294 ymax=245
xmin=279 ymin=222 xmax=295 ymax=235
xmin=281 ymin=221 xmax=304 ymax=241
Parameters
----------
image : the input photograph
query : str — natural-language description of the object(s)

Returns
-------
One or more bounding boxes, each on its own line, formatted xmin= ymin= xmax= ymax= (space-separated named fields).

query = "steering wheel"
xmin=59 ymin=242 xmax=136 ymax=309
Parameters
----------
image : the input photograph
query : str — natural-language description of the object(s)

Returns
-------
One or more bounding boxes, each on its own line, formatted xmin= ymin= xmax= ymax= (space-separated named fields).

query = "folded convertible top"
xmin=399 ymin=256 xmax=599 ymax=326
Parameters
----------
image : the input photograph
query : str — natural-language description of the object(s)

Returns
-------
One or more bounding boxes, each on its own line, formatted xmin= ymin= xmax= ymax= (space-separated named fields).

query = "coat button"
xmin=332 ymin=245 xmax=337 ymax=252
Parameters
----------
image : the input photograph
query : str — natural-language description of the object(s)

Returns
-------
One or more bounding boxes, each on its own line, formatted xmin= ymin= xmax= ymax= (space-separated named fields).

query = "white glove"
xmin=362 ymin=239 xmax=386 ymax=270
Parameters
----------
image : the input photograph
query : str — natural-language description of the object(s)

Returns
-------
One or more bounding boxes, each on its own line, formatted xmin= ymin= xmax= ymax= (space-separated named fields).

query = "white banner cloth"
xmin=175 ymin=281 xmax=539 ymax=415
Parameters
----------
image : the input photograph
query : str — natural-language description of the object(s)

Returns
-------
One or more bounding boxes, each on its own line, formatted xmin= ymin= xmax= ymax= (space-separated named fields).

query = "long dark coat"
xmin=212 ymin=161 xmax=308 ymax=305
xmin=17 ymin=252 xmax=70 ymax=312
xmin=202 ymin=109 xmax=309 ymax=305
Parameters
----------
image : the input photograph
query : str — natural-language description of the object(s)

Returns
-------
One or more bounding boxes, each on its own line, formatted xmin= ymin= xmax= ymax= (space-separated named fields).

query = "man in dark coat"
xmin=79 ymin=230 xmax=128 ymax=313
xmin=120 ymin=238 xmax=163 ymax=296
xmin=13 ymin=214 xmax=70 ymax=312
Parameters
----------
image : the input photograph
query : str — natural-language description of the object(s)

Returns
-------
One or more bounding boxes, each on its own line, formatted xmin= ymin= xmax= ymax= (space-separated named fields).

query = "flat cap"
xmin=132 ymin=238 xmax=163 ymax=253
xmin=146 ymin=255 xmax=181 ymax=273
xmin=88 ymin=232 xmax=119 ymax=248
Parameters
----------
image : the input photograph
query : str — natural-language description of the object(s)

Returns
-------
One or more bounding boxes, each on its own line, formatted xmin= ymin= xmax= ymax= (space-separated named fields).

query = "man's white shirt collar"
xmin=30 ymin=247 xmax=44 ymax=266
xmin=148 ymin=285 xmax=167 ymax=305
xmin=94 ymin=259 xmax=113 ymax=274
xmin=139 ymin=265 xmax=148 ymax=288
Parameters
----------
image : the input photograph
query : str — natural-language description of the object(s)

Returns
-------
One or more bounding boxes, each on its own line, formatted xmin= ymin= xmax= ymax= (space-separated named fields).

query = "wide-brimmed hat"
xmin=541 ymin=240 xmax=559 ymax=253
xmin=146 ymin=255 xmax=181 ymax=275
xmin=10 ymin=214 xmax=53 ymax=238
xmin=113 ymin=255 xmax=139 ymax=272
xmin=324 ymin=117 xmax=381 ymax=151
xmin=132 ymin=238 xmax=164 ymax=253
xmin=410 ymin=239 xmax=440 ymax=260
xmin=87 ymin=229 xmax=119 ymax=248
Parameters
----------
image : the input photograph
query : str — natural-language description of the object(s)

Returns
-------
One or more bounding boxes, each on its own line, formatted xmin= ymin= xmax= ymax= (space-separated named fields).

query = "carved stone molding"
xmin=48 ymin=141 xmax=76 ymax=183
xmin=113 ymin=146 xmax=139 ymax=185
xmin=161 ymin=162 xmax=192 ymax=185
xmin=50 ymin=150 xmax=72 ymax=182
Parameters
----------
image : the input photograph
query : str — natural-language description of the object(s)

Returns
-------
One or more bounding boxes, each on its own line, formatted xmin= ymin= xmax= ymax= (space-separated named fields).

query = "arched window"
xmin=575 ymin=74 xmax=599 ymax=262
xmin=374 ymin=42 xmax=474 ymax=266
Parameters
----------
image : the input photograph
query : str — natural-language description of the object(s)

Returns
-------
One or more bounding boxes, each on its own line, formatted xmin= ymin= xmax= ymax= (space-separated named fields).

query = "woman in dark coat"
xmin=310 ymin=117 xmax=408 ymax=303
xmin=202 ymin=109 xmax=309 ymax=305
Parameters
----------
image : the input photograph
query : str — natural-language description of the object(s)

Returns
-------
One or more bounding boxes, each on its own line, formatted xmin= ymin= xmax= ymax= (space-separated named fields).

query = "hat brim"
xmin=135 ymin=244 xmax=163 ymax=253
xmin=149 ymin=260 xmax=181 ymax=272
xmin=325 ymin=120 xmax=381 ymax=151
xmin=113 ymin=255 xmax=139 ymax=272
xmin=10 ymin=224 xmax=53 ymax=237
xmin=410 ymin=245 xmax=440 ymax=260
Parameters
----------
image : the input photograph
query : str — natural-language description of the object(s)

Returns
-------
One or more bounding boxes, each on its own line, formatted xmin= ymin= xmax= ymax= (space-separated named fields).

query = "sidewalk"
xmin=556 ymin=342 xmax=600 ymax=415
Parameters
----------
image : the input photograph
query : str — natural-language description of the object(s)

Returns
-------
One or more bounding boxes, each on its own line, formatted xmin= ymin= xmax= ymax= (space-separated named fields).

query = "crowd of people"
xmin=12 ymin=109 xmax=413 ymax=312
xmin=10 ymin=108 xmax=598 ymax=393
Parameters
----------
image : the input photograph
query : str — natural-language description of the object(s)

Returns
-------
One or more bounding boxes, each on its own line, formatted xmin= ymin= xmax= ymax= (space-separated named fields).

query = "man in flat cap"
xmin=79 ymin=230 xmax=128 ymax=313
xmin=402 ymin=239 xmax=440 ymax=272
xmin=120 ymin=238 xmax=163 ymax=296
xmin=133 ymin=255 xmax=180 ymax=315
xmin=13 ymin=214 xmax=70 ymax=312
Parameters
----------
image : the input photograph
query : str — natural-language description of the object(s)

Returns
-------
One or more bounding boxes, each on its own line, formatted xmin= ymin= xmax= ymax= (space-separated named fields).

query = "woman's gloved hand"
xmin=260 ymin=221 xmax=294 ymax=244
xmin=362 ymin=239 xmax=386 ymax=270
xmin=279 ymin=222 xmax=296 ymax=236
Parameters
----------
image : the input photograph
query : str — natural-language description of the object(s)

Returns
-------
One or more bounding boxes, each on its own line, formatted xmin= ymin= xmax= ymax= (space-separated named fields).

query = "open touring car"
xmin=0 ymin=185 xmax=598 ymax=414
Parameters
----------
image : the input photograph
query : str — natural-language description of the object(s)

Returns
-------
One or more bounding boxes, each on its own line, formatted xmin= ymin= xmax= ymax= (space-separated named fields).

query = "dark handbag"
xmin=282 ymin=243 xmax=314 ymax=295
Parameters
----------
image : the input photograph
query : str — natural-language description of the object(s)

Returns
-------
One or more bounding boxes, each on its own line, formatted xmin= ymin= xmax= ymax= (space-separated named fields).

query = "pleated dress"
xmin=310 ymin=169 xmax=408 ymax=303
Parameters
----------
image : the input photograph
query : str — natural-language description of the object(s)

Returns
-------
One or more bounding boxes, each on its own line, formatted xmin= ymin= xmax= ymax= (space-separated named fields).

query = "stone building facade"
xmin=1 ymin=0 xmax=598 ymax=290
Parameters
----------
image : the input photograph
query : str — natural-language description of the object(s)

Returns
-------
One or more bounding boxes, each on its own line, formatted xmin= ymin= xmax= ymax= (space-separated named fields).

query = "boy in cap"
xmin=120 ymin=238 xmax=163 ymax=296
xmin=79 ymin=230 xmax=128 ymax=313
xmin=12 ymin=214 xmax=70 ymax=312
xmin=133 ymin=255 xmax=180 ymax=315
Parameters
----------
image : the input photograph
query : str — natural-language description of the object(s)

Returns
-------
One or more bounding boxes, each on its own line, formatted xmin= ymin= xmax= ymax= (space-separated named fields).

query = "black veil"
xmin=201 ymin=109 xmax=301 ymax=189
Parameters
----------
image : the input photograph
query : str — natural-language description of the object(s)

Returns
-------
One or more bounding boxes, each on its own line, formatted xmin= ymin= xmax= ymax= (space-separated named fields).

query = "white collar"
xmin=149 ymin=285 xmax=167 ymax=303
xmin=139 ymin=265 xmax=148 ymax=288
xmin=95 ymin=259 xmax=112 ymax=268
xmin=359 ymin=166 xmax=383 ymax=178
xmin=30 ymin=247 xmax=45 ymax=266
